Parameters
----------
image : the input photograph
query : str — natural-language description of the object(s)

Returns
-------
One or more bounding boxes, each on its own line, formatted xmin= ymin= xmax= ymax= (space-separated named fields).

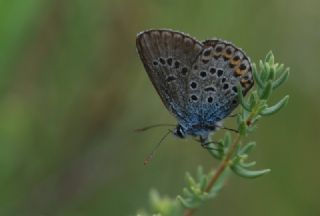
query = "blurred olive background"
xmin=0 ymin=0 xmax=319 ymax=215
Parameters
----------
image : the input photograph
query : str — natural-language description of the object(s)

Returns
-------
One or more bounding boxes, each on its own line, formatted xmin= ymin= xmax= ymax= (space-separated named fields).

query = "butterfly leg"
xmin=216 ymin=126 xmax=239 ymax=133
xmin=200 ymin=139 xmax=221 ymax=150
xmin=228 ymin=113 xmax=239 ymax=118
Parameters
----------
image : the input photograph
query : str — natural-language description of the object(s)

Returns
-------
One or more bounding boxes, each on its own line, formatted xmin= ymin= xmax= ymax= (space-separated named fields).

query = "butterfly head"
xmin=173 ymin=124 xmax=186 ymax=139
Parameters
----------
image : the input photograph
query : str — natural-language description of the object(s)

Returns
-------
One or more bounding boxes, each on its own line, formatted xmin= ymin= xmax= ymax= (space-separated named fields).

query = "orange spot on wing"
xmin=230 ymin=59 xmax=240 ymax=65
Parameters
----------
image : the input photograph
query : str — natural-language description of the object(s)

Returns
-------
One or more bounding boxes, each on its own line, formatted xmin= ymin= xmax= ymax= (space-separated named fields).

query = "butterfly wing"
xmin=189 ymin=39 xmax=253 ymax=126
xmin=136 ymin=29 xmax=203 ymax=124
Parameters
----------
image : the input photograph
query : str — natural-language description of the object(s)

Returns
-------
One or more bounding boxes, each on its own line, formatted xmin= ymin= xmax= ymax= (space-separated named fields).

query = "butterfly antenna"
xmin=135 ymin=124 xmax=176 ymax=132
xmin=143 ymin=130 xmax=172 ymax=165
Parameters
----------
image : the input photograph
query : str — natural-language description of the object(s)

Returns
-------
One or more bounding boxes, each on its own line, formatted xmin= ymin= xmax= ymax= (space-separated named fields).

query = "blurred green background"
xmin=0 ymin=0 xmax=319 ymax=215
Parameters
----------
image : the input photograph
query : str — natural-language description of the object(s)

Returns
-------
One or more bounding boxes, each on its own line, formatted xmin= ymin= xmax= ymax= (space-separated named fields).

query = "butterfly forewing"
xmin=136 ymin=30 xmax=203 ymax=122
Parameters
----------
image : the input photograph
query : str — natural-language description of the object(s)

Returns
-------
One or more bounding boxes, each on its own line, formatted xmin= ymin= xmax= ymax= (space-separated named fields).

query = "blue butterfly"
xmin=136 ymin=29 xmax=253 ymax=146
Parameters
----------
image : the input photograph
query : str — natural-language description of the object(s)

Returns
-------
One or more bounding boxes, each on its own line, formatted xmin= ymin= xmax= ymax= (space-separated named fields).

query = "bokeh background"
xmin=0 ymin=0 xmax=319 ymax=215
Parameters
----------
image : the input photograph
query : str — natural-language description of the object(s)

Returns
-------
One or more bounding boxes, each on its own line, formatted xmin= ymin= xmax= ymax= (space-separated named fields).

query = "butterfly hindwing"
xmin=192 ymin=39 xmax=253 ymax=125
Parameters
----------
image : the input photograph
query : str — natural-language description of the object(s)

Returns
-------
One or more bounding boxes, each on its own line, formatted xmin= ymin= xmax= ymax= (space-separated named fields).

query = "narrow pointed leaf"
xmin=275 ymin=63 xmax=284 ymax=74
xmin=238 ymin=121 xmax=247 ymax=136
xmin=249 ymin=93 xmax=257 ymax=108
xmin=237 ymin=85 xmax=251 ymax=111
xmin=268 ymin=67 xmax=276 ymax=80
xmin=186 ymin=172 xmax=196 ymax=186
xmin=252 ymin=64 xmax=264 ymax=88
xmin=261 ymin=63 xmax=270 ymax=81
xmin=240 ymin=161 xmax=257 ymax=168
xmin=260 ymin=95 xmax=289 ymax=116
xmin=259 ymin=81 xmax=273 ymax=100
xmin=231 ymin=164 xmax=271 ymax=178
xmin=259 ymin=60 xmax=265 ymax=73
xmin=208 ymin=147 xmax=223 ymax=160
xmin=239 ymin=142 xmax=256 ymax=155
xmin=273 ymin=68 xmax=290 ymax=89
xmin=177 ymin=196 xmax=199 ymax=209
xmin=265 ymin=51 xmax=274 ymax=65
xmin=197 ymin=166 xmax=204 ymax=181
xmin=199 ymin=177 xmax=207 ymax=191
xmin=182 ymin=188 xmax=192 ymax=197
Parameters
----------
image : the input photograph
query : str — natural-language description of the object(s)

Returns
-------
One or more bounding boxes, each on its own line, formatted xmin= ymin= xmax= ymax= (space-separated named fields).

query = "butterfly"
xmin=136 ymin=29 xmax=253 ymax=146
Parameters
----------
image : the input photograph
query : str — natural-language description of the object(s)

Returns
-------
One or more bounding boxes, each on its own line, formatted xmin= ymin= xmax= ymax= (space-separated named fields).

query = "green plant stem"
xmin=183 ymin=134 xmax=241 ymax=216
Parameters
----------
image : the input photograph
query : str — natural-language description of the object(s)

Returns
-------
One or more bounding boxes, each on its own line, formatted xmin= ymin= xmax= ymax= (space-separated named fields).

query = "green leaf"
xmin=239 ymin=142 xmax=256 ymax=155
xmin=208 ymin=147 xmax=223 ymax=160
xmin=259 ymin=60 xmax=265 ymax=73
xmin=186 ymin=172 xmax=196 ymax=186
xmin=260 ymin=95 xmax=289 ymax=116
xmin=197 ymin=167 xmax=208 ymax=191
xmin=268 ymin=66 xmax=276 ymax=80
xmin=259 ymin=81 xmax=273 ymax=100
xmin=261 ymin=63 xmax=270 ymax=81
xmin=197 ymin=166 xmax=204 ymax=180
xmin=177 ymin=196 xmax=198 ymax=209
xmin=182 ymin=188 xmax=192 ymax=197
xmin=240 ymin=161 xmax=257 ymax=168
xmin=275 ymin=63 xmax=284 ymax=74
xmin=272 ymin=68 xmax=290 ymax=89
xmin=223 ymin=132 xmax=232 ymax=150
xmin=252 ymin=64 xmax=264 ymax=88
xmin=231 ymin=164 xmax=271 ymax=178
xmin=237 ymin=85 xmax=251 ymax=112
xmin=238 ymin=120 xmax=247 ymax=136
xmin=249 ymin=93 xmax=257 ymax=108
xmin=265 ymin=51 xmax=274 ymax=65
xmin=246 ymin=114 xmax=261 ymax=131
